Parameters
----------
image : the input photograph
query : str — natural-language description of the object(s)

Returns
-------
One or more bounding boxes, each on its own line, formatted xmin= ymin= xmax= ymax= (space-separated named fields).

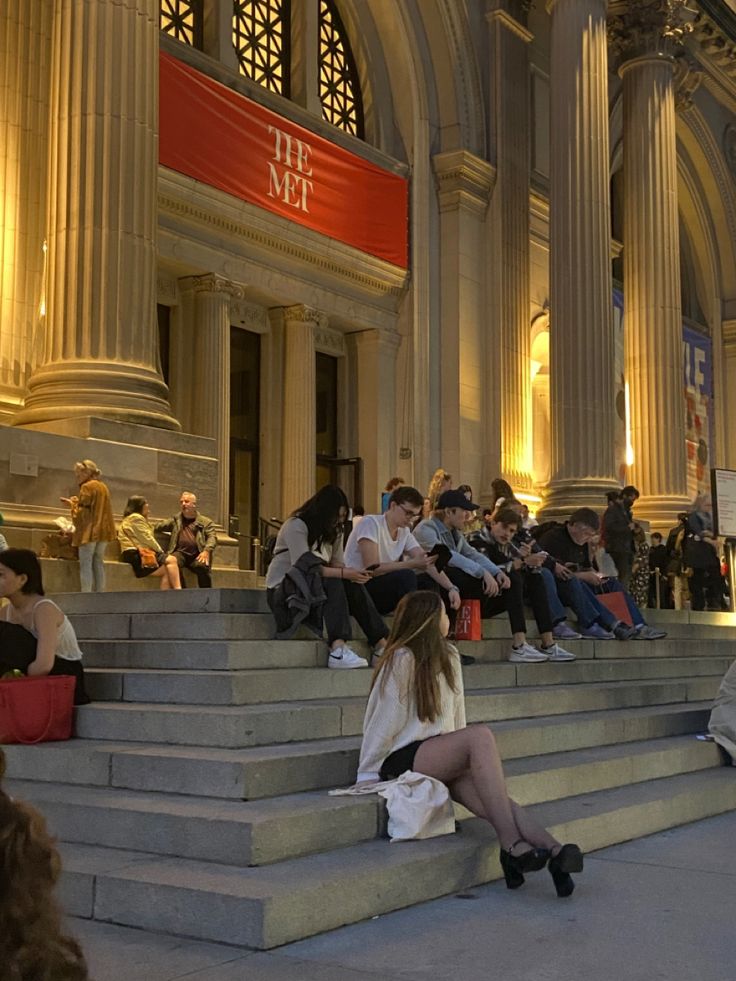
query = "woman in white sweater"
xmin=357 ymin=590 xmax=584 ymax=897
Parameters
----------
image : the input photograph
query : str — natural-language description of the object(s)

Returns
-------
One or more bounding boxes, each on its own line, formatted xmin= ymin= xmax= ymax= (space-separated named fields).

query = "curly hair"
xmin=0 ymin=751 xmax=89 ymax=981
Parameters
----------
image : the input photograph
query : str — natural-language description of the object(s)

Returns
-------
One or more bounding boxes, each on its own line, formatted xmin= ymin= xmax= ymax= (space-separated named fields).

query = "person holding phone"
xmin=343 ymin=485 xmax=462 ymax=620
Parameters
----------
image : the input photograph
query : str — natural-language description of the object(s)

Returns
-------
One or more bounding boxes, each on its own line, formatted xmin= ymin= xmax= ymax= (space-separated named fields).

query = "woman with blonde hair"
xmin=357 ymin=590 xmax=583 ymax=896
xmin=60 ymin=459 xmax=115 ymax=592
xmin=0 ymin=749 xmax=89 ymax=980
xmin=426 ymin=469 xmax=452 ymax=511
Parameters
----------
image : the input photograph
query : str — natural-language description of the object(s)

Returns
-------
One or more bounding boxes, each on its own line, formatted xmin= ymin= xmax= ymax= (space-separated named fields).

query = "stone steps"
xmin=5 ymin=735 xmax=722 ymax=871
xmin=2 ymin=702 xmax=712 ymax=800
xmin=81 ymin=655 xmax=733 ymax=705
xmin=71 ymin=676 xmax=721 ymax=747
xmin=57 ymin=769 xmax=736 ymax=949
xmin=41 ymin=561 xmax=258 ymax=593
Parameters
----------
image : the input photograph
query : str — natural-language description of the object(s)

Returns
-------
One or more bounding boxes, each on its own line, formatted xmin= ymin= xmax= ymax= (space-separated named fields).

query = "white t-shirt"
xmin=343 ymin=514 xmax=421 ymax=570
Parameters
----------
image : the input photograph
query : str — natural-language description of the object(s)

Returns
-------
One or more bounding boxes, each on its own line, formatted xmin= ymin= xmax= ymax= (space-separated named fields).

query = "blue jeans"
xmin=556 ymin=577 xmax=618 ymax=629
xmin=78 ymin=540 xmax=107 ymax=593
xmin=539 ymin=567 xmax=567 ymax=624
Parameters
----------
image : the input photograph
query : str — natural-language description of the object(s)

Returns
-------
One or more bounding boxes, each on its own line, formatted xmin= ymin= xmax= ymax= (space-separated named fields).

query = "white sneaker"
xmin=328 ymin=645 xmax=369 ymax=669
xmin=509 ymin=643 xmax=549 ymax=663
xmin=540 ymin=643 xmax=576 ymax=662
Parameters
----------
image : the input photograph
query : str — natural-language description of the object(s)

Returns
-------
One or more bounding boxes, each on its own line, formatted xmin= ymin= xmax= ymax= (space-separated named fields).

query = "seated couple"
xmin=266 ymin=485 xmax=463 ymax=670
xmin=415 ymin=492 xmax=576 ymax=663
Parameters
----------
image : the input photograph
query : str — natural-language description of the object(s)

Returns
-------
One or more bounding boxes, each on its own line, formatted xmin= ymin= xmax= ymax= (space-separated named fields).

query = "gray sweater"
xmin=413 ymin=516 xmax=500 ymax=579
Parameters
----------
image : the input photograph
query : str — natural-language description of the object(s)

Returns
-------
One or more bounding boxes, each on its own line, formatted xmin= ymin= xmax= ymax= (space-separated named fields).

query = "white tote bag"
xmin=378 ymin=771 xmax=456 ymax=842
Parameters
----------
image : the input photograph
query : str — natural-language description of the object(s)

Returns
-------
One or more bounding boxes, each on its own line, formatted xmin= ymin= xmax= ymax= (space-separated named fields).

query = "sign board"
xmin=159 ymin=52 xmax=409 ymax=268
xmin=711 ymin=468 xmax=736 ymax=538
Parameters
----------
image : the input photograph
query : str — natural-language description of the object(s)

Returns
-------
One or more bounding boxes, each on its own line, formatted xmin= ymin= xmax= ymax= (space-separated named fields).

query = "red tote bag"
xmin=595 ymin=588 xmax=633 ymax=626
xmin=0 ymin=676 xmax=76 ymax=745
xmin=455 ymin=599 xmax=482 ymax=641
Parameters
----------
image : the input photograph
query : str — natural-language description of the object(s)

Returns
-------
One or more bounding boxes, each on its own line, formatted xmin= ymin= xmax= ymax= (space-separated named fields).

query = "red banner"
xmin=159 ymin=52 xmax=408 ymax=268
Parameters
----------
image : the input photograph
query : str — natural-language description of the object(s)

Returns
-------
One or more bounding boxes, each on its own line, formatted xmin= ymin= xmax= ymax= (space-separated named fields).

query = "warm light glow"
xmin=624 ymin=381 xmax=635 ymax=467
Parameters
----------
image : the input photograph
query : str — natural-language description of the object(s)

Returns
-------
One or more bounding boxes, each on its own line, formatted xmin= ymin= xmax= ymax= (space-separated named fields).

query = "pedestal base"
xmin=539 ymin=477 xmax=621 ymax=522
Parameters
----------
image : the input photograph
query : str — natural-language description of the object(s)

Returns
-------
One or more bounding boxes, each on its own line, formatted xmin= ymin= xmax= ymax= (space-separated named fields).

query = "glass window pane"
xmin=160 ymin=0 xmax=203 ymax=48
xmin=232 ymin=0 xmax=291 ymax=96
xmin=318 ymin=0 xmax=364 ymax=138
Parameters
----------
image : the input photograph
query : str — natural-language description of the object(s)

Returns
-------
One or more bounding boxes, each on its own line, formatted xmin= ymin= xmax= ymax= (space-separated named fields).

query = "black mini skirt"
xmin=380 ymin=740 xmax=424 ymax=780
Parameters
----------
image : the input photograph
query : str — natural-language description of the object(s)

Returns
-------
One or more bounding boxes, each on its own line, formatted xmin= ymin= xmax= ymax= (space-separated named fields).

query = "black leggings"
xmin=0 ymin=622 xmax=90 ymax=705
xmin=321 ymin=578 xmax=388 ymax=647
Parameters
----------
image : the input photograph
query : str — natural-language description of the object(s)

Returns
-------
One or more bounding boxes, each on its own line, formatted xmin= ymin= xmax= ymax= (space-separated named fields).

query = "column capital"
xmin=673 ymin=54 xmax=704 ymax=112
xmin=432 ymin=150 xmax=495 ymax=215
xmin=608 ymin=0 xmax=696 ymax=66
xmin=178 ymin=274 xmax=244 ymax=299
xmin=282 ymin=304 xmax=328 ymax=329
xmin=353 ymin=328 xmax=402 ymax=354
xmin=722 ymin=319 xmax=736 ymax=349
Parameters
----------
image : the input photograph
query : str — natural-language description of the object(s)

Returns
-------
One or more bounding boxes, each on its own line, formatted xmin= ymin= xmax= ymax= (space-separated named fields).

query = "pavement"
xmin=72 ymin=809 xmax=736 ymax=981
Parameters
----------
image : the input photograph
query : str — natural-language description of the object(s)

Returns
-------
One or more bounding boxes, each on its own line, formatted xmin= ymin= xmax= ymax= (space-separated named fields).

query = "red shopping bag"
xmin=0 ymin=675 xmax=76 ymax=744
xmin=455 ymin=599 xmax=481 ymax=641
xmin=595 ymin=588 xmax=633 ymax=626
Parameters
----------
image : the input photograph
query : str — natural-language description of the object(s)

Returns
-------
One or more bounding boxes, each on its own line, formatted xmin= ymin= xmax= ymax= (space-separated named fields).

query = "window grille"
xmin=318 ymin=0 xmax=364 ymax=138
xmin=232 ymin=0 xmax=290 ymax=96
xmin=160 ymin=0 xmax=203 ymax=48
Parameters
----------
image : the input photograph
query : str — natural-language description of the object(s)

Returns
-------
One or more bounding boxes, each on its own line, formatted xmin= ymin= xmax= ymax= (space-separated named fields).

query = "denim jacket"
xmin=413 ymin=517 xmax=500 ymax=578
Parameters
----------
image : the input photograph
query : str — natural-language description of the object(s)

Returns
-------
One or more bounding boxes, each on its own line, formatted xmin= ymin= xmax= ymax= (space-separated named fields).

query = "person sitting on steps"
xmin=0 ymin=549 xmax=90 ymax=704
xmin=118 ymin=496 xmax=182 ymax=590
xmin=357 ymin=590 xmax=584 ymax=897
xmin=266 ymin=485 xmax=389 ymax=669
xmin=156 ymin=491 xmax=217 ymax=588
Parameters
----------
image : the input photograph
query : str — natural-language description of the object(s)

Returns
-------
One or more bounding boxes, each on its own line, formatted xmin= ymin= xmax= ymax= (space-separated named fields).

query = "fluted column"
xmin=281 ymin=305 xmax=319 ymax=515
xmin=487 ymin=4 xmax=534 ymax=493
xmin=0 ymin=1 xmax=52 ymax=420
xmin=13 ymin=0 xmax=178 ymax=431
xmin=352 ymin=328 xmax=402 ymax=510
xmin=610 ymin=2 xmax=693 ymax=525
xmin=432 ymin=150 xmax=494 ymax=490
xmin=178 ymin=275 xmax=243 ymax=525
xmin=544 ymin=0 xmax=618 ymax=516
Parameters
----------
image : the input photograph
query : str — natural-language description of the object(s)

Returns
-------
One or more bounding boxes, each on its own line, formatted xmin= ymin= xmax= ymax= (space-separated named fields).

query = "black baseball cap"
xmin=437 ymin=489 xmax=480 ymax=511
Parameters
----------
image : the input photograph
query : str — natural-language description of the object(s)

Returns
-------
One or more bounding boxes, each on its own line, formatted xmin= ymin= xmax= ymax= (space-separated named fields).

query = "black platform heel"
xmin=499 ymin=839 xmax=550 ymax=889
xmin=548 ymin=843 xmax=584 ymax=898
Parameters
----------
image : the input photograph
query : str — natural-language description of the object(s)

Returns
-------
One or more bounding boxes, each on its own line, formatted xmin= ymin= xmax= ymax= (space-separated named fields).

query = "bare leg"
xmin=149 ymin=566 xmax=169 ymax=590
xmin=164 ymin=555 xmax=182 ymax=589
xmin=414 ymin=726 xmax=531 ymax=852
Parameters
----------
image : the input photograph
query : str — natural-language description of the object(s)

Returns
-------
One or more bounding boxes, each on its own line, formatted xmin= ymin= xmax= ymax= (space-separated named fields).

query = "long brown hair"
xmin=0 ymin=751 xmax=89 ymax=981
xmin=372 ymin=591 xmax=458 ymax=723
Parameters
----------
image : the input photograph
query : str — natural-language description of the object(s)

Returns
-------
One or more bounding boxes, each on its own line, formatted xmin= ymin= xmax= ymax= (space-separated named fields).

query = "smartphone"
xmin=564 ymin=562 xmax=579 ymax=572
xmin=429 ymin=543 xmax=452 ymax=574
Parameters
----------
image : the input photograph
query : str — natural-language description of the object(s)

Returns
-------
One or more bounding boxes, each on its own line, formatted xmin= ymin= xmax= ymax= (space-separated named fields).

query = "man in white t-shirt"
xmin=344 ymin=485 xmax=462 ymax=617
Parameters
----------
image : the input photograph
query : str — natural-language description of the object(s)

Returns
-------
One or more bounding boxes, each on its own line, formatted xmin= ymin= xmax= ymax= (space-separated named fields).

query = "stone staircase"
xmin=3 ymin=591 xmax=735 ymax=949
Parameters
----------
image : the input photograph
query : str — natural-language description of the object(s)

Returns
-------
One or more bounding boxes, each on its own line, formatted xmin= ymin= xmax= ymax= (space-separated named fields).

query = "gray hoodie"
xmin=413 ymin=516 xmax=501 ymax=579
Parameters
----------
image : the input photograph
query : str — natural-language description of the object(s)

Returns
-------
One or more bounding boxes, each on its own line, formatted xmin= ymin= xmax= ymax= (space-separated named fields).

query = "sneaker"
xmin=540 ymin=643 xmax=576 ymax=662
xmin=553 ymin=622 xmax=582 ymax=640
xmin=328 ymin=646 xmax=369 ymax=669
xmin=509 ymin=643 xmax=549 ymax=663
xmin=633 ymin=624 xmax=667 ymax=640
xmin=612 ymin=621 xmax=638 ymax=641
xmin=579 ymin=623 xmax=615 ymax=640
xmin=460 ymin=653 xmax=476 ymax=666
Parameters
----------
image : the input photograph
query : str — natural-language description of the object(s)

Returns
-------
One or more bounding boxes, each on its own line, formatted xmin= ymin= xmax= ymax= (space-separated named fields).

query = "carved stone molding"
xmin=725 ymin=124 xmax=736 ymax=181
xmin=282 ymin=304 xmax=328 ymax=330
xmin=178 ymin=274 xmax=244 ymax=299
xmin=608 ymin=0 xmax=697 ymax=64
xmin=230 ymin=299 xmax=268 ymax=332
xmin=673 ymin=53 xmax=704 ymax=111
xmin=485 ymin=7 xmax=534 ymax=44
xmin=313 ymin=324 xmax=346 ymax=357
xmin=156 ymin=273 xmax=178 ymax=305
xmin=432 ymin=150 xmax=496 ymax=216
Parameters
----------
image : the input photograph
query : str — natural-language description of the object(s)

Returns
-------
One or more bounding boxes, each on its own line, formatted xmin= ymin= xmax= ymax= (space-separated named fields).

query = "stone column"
xmin=486 ymin=3 xmax=534 ymax=494
xmin=281 ymin=305 xmax=320 ymax=516
xmin=352 ymin=328 xmax=402 ymax=511
xmin=13 ymin=0 xmax=178 ymax=431
xmin=0 ymin=1 xmax=52 ymax=421
xmin=543 ymin=0 xmax=618 ymax=516
xmin=723 ymin=320 xmax=736 ymax=470
xmin=432 ymin=150 xmax=494 ymax=491
xmin=178 ymin=275 xmax=243 ymax=526
xmin=610 ymin=2 xmax=693 ymax=526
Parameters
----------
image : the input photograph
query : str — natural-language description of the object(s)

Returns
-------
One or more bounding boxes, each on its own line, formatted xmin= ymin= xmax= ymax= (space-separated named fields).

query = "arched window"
xmin=318 ymin=0 xmax=364 ymax=138
xmin=160 ymin=0 xmax=203 ymax=48
xmin=232 ymin=0 xmax=291 ymax=96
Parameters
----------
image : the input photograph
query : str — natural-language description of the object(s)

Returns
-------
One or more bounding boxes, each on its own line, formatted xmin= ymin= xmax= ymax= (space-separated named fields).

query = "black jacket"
xmin=601 ymin=502 xmax=633 ymax=555
xmin=267 ymin=552 xmax=327 ymax=640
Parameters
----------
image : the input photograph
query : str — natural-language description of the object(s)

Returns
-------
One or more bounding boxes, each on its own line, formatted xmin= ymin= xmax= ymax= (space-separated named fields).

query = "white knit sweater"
xmin=357 ymin=647 xmax=467 ymax=782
